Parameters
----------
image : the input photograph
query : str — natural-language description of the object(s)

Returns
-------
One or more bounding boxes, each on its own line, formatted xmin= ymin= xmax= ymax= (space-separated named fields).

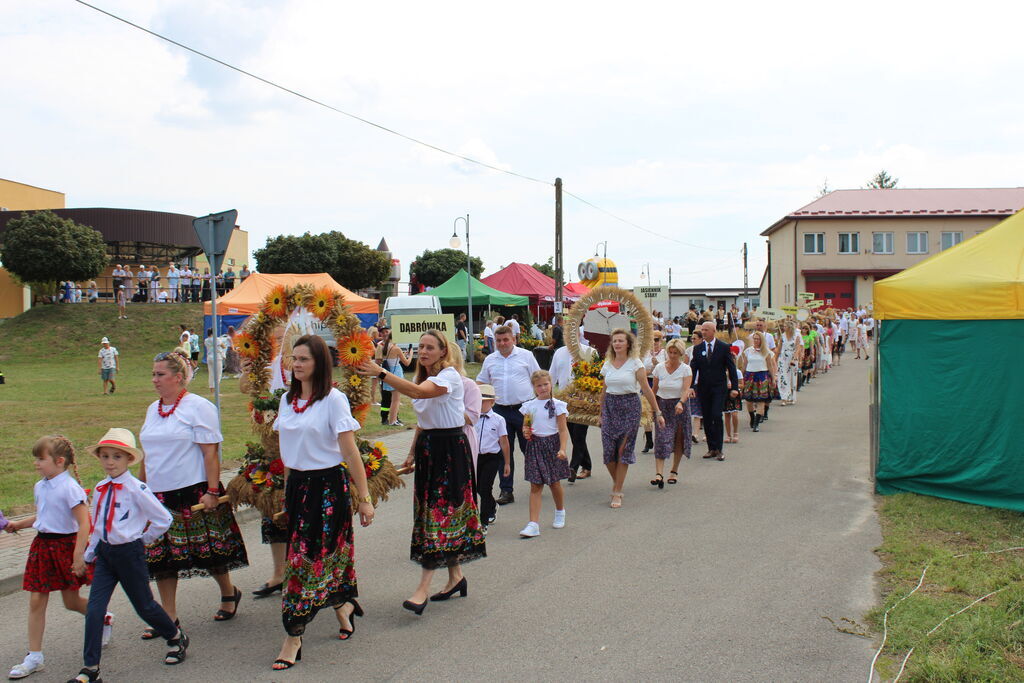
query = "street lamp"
xmin=450 ymin=214 xmax=472 ymax=358
xmin=639 ymin=262 xmax=651 ymax=282
xmin=595 ymin=241 xmax=608 ymax=259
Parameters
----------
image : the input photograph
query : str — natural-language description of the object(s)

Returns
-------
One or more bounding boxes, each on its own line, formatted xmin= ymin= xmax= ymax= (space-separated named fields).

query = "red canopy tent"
xmin=481 ymin=263 xmax=585 ymax=321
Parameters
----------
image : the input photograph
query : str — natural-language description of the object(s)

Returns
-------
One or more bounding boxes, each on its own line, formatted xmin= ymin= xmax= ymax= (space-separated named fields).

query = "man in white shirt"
xmin=864 ymin=315 xmax=876 ymax=339
xmin=483 ymin=321 xmax=496 ymax=354
xmin=507 ymin=314 xmax=522 ymax=340
xmin=167 ymin=263 xmax=180 ymax=303
xmin=476 ymin=325 xmax=540 ymax=504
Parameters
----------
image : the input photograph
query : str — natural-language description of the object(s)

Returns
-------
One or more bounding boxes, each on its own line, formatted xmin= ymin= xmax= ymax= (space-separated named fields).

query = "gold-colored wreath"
xmin=559 ymin=286 xmax=655 ymax=428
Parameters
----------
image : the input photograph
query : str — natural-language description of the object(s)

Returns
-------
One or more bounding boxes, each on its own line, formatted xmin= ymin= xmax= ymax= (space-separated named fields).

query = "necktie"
xmin=93 ymin=481 xmax=123 ymax=541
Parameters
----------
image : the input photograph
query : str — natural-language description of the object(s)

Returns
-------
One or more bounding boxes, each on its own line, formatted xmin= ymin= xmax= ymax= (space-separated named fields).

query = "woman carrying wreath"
xmin=270 ymin=335 xmax=374 ymax=670
xmin=357 ymin=330 xmax=485 ymax=615
xmin=138 ymin=351 xmax=249 ymax=637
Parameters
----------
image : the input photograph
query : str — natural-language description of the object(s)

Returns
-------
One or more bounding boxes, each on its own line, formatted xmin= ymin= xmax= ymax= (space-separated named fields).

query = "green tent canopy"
xmin=873 ymin=209 xmax=1024 ymax=511
xmin=416 ymin=269 xmax=528 ymax=308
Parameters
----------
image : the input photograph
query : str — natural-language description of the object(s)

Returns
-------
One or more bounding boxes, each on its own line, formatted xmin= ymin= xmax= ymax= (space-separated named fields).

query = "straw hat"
xmin=478 ymin=384 xmax=496 ymax=400
xmin=100 ymin=337 xmax=110 ymax=344
xmin=88 ymin=428 xmax=145 ymax=463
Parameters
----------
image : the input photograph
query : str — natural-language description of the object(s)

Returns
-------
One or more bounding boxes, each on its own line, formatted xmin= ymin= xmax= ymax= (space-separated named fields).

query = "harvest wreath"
xmin=225 ymin=283 xmax=402 ymax=519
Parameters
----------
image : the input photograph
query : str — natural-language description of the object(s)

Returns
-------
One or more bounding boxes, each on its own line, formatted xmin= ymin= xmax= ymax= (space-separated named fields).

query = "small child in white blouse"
xmin=518 ymin=370 xmax=570 ymax=538
xmin=6 ymin=436 xmax=94 ymax=681
xmin=68 ymin=428 xmax=187 ymax=683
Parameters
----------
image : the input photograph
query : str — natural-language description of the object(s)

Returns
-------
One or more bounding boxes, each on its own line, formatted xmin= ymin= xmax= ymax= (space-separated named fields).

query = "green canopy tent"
xmin=416 ymin=269 xmax=528 ymax=308
xmin=873 ymin=209 xmax=1024 ymax=511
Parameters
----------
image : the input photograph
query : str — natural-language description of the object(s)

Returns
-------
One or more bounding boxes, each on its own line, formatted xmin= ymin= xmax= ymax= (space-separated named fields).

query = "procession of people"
xmin=4 ymin=298 xmax=868 ymax=682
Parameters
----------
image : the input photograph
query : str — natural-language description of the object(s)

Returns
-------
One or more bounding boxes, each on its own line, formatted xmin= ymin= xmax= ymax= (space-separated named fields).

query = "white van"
xmin=382 ymin=295 xmax=443 ymax=358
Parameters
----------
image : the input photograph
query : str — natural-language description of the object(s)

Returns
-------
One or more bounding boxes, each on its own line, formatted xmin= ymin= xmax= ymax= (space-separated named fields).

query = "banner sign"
xmin=806 ymin=300 xmax=825 ymax=309
xmin=391 ymin=314 xmax=455 ymax=344
xmin=633 ymin=285 xmax=669 ymax=314
xmin=797 ymin=291 xmax=814 ymax=301
xmin=780 ymin=305 xmax=799 ymax=314
xmin=757 ymin=307 xmax=787 ymax=320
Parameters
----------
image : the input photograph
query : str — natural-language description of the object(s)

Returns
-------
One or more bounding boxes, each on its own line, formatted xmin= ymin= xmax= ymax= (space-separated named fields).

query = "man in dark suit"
xmin=689 ymin=321 xmax=739 ymax=461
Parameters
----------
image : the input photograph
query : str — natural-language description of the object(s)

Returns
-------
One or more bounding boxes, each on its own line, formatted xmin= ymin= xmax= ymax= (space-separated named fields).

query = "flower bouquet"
xmin=558 ymin=355 xmax=606 ymax=427
xmin=355 ymin=439 xmax=404 ymax=510
xmin=225 ymin=442 xmax=286 ymax=520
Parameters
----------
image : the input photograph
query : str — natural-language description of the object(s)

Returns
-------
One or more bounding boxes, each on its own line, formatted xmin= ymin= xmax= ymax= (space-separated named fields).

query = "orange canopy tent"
xmin=203 ymin=272 xmax=378 ymax=332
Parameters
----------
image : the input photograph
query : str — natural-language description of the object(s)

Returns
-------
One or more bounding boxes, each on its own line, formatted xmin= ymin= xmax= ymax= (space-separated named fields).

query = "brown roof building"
xmin=758 ymin=188 xmax=1024 ymax=309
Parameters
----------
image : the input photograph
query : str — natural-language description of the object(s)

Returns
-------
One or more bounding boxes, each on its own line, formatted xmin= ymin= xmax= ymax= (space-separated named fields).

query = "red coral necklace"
xmin=158 ymin=389 xmax=188 ymax=418
xmin=291 ymin=393 xmax=312 ymax=414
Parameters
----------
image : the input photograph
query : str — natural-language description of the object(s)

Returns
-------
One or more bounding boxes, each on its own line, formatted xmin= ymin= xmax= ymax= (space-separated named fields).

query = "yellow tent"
xmin=874 ymin=209 xmax=1024 ymax=320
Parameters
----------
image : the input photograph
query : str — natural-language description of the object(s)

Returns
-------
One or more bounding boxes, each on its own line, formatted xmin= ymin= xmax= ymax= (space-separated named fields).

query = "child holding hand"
xmin=518 ymin=370 xmax=570 ymax=538
xmin=67 ymin=428 xmax=188 ymax=683
xmin=7 ymin=436 xmax=95 ymax=680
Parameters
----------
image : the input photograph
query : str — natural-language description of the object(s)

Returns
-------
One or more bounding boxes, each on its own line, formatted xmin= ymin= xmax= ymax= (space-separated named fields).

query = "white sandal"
xmin=8 ymin=659 xmax=45 ymax=679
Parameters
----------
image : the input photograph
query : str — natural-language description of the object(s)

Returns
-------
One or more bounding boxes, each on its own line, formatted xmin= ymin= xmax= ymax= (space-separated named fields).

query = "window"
xmin=906 ymin=232 xmax=928 ymax=254
xmin=803 ymin=233 xmax=825 ymax=254
xmin=688 ymin=298 xmax=703 ymax=310
xmin=872 ymin=232 xmax=894 ymax=254
xmin=784 ymin=284 xmax=791 ymax=302
xmin=838 ymin=232 xmax=860 ymax=254
xmin=941 ymin=232 xmax=963 ymax=250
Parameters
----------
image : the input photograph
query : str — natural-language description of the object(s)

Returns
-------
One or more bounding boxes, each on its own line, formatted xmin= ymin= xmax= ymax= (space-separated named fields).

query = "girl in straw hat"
xmin=67 ymin=428 xmax=188 ymax=683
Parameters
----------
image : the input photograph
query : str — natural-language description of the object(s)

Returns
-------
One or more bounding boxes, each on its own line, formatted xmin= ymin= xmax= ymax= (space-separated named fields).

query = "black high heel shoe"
xmin=430 ymin=577 xmax=468 ymax=602
xmin=402 ymin=598 xmax=428 ymax=615
xmin=650 ymin=474 xmax=664 ymax=489
xmin=214 ymin=586 xmax=242 ymax=621
xmin=272 ymin=638 xmax=302 ymax=670
xmin=252 ymin=582 xmax=283 ymax=599
xmin=336 ymin=599 xmax=364 ymax=640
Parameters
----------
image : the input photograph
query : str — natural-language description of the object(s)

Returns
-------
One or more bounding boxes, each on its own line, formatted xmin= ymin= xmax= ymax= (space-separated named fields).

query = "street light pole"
xmin=451 ymin=215 xmax=472 ymax=358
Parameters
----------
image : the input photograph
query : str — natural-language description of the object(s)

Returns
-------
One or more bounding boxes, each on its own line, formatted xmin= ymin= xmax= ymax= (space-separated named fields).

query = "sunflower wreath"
xmin=226 ymin=283 xmax=403 ymax=516
xmin=558 ymin=286 xmax=655 ymax=428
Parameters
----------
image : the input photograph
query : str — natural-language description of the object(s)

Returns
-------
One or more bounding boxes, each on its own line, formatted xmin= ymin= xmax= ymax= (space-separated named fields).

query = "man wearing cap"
xmin=98 ymin=337 xmax=119 ymax=395
xmin=476 ymin=325 xmax=540 ymax=505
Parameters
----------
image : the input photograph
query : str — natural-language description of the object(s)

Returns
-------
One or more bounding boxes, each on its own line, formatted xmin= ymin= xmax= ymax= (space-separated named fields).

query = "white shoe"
xmin=102 ymin=612 xmax=114 ymax=647
xmin=519 ymin=521 xmax=540 ymax=538
xmin=8 ymin=656 xmax=44 ymax=679
xmin=552 ymin=509 xmax=566 ymax=529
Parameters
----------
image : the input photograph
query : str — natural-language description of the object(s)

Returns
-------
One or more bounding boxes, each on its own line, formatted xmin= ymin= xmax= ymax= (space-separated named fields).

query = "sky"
xmin=3 ymin=0 xmax=1024 ymax=292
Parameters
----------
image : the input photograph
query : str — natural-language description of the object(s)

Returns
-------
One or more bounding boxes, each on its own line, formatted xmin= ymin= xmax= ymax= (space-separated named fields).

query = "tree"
xmin=253 ymin=231 xmax=390 ymax=291
xmin=866 ymin=170 xmax=899 ymax=189
xmin=0 ymin=210 xmax=107 ymax=288
xmin=531 ymin=256 xmax=565 ymax=281
xmin=410 ymin=248 xmax=484 ymax=288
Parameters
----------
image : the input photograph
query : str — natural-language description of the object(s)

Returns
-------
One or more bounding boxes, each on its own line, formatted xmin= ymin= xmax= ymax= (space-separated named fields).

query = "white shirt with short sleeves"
xmin=476 ymin=346 xmax=540 ymax=405
xmin=601 ymin=357 xmax=644 ymax=395
xmin=139 ymin=393 xmax=223 ymax=492
xmin=520 ymin=397 xmax=568 ymax=437
xmin=763 ymin=331 xmax=777 ymax=350
xmin=413 ymin=366 xmax=466 ymax=429
xmin=743 ymin=347 xmax=770 ymax=372
xmin=33 ymin=470 xmax=88 ymax=534
xmin=475 ymin=409 xmax=508 ymax=454
xmin=274 ymin=388 xmax=361 ymax=471
xmin=652 ymin=361 xmax=692 ymax=400
xmin=508 ymin=319 xmax=521 ymax=336
xmin=98 ymin=346 xmax=119 ymax=369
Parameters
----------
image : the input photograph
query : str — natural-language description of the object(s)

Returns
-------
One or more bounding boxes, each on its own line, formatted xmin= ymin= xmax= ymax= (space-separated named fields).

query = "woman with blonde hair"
xmin=357 ymin=330 xmax=485 ymax=614
xmin=739 ymin=331 xmax=776 ymax=432
xmin=775 ymin=320 xmax=801 ymax=405
xmin=600 ymin=329 xmax=664 ymax=508
xmin=650 ymin=338 xmax=693 ymax=487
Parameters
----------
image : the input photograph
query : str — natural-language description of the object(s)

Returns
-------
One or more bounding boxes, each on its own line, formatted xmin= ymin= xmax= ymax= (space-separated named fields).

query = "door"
xmin=805 ymin=279 xmax=854 ymax=310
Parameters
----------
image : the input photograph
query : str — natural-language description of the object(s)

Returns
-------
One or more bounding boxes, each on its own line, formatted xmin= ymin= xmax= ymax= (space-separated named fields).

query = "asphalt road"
xmin=0 ymin=359 xmax=880 ymax=682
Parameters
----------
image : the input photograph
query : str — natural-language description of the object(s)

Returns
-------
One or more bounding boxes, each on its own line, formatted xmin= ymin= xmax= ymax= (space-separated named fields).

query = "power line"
xmin=71 ymin=0 xmax=738 ymax=253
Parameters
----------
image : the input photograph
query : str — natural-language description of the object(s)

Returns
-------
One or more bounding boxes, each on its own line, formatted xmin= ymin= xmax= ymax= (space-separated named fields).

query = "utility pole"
xmin=742 ymin=242 xmax=749 ymax=308
xmin=555 ymin=178 xmax=563 ymax=318
xmin=668 ymin=267 xmax=672 ymax=319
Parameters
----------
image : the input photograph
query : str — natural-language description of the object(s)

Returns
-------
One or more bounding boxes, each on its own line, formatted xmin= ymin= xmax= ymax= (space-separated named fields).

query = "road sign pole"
xmin=209 ymin=219 xmax=220 ymax=422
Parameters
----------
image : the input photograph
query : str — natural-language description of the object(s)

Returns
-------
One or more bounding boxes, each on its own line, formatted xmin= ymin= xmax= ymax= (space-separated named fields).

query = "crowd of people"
xmin=49 ymin=263 xmax=253 ymax=308
xmin=4 ymin=301 xmax=872 ymax=681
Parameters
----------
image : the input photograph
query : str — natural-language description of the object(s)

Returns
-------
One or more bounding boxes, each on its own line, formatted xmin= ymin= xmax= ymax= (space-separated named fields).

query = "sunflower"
xmin=352 ymin=402 xmax=370 ymax=426
xmin=337 ymin=331 xmax=375 ymax=368
xmin=234 ymin=332 xmax=260 ymax=359
xmin=263 ymin=285 xmax=289 ymax=319
xmin=309 ymin=287 xmax=336 ymax=321
xmin=373 ymin=441 xmax=388 ymax=456
xmin=348 ymin=374 xmax=363 ymax=388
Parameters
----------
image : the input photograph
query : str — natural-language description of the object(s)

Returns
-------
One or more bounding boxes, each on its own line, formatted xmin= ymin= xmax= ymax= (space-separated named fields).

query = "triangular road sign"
xmin=193 ymin=210 xmax=237 ymax=273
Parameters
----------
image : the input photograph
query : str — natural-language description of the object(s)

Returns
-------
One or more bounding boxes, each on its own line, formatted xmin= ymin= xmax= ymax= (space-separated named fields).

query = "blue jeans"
xmin=493 ymin=403 xmax=526 ymax=494
xmin=84 ymin=540 xmax=177 ymax=668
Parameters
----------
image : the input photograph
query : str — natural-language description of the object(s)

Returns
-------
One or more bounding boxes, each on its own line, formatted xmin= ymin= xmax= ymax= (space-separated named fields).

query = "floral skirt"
xmin=261 ymin=515 xmax=289 ymax=545
xmin=524 ymin=433 xmax=570 ymax=485
xmin=282 ymin=465 xmax=356 ymax=636
xmin=742 ymin=371 xmax=773 ymax=402
xmin=23 ymin=533 xmax=93 ymax=593
xmin=688 ymin=393 xmax=703 ymax=418
xmin=412 ymin=428 xmax=486 ymax=570
xmin=654 ymin=397 xmax=691 ymax=460
xmin=146 ymin=482 xmax=249 ymax=581
xmin=601 ymin=393 xmax=641 ymax=465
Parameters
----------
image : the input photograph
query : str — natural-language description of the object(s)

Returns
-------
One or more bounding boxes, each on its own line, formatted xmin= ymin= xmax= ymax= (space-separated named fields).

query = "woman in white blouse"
xmin=358 ymin=330 xmax=486 ymax=615
xmin=599 ymin=329 xmax=664 ymax=508
xmin=138 ymin=350 xmax=249 ymax=638
xmin=650 ymin=339 xmax=694 ymax=487
xmin=271 ymin=335 xmax=374 ymax=671
xmin=738 ymin=332 xmax=777 ymax=432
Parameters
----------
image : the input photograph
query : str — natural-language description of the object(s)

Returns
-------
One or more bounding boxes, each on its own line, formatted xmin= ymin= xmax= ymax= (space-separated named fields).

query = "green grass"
xmin=869 ymin=493 xmax=1024 ymax=681
xmin=0 ymin=303 xmax=453 ymax=513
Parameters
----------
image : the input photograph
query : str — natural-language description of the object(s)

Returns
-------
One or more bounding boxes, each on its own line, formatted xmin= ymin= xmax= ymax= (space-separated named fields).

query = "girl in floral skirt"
xmin=518 ymin=370 xmax=570 ymax=538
